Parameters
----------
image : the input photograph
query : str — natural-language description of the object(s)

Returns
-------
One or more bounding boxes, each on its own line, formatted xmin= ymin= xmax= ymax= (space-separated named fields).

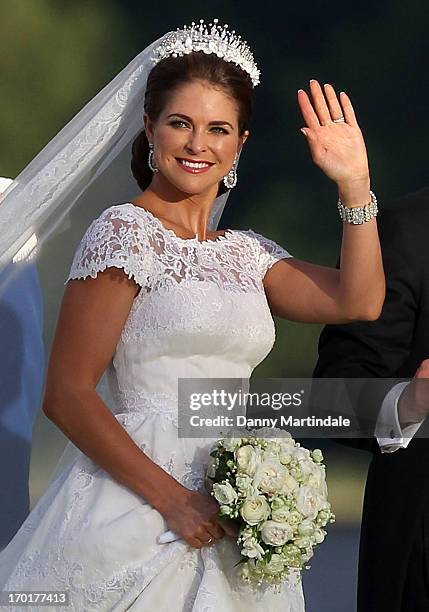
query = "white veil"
xmin=0 ymin=30 xmax=234 ymax=486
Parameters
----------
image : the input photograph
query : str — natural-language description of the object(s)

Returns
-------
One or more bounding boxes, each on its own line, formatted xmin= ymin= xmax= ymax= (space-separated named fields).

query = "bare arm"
xmin=43 ymin=265 xmax=234 ymax=547
xmin=263 ymin=196 xmax=384 ymax=324
xmin=263 ymin=81 xmax=385 ymax=324
xmin=43 ymin=268 xmax=184 ymax=515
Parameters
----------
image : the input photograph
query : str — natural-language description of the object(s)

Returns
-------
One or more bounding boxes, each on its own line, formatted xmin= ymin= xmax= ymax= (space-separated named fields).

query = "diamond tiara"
xmin=150 ymin=19 xmax=260 ymax=87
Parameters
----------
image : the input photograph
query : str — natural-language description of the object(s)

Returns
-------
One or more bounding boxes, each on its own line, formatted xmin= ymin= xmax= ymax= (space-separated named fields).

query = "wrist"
xmin=337 ymin=177 xmax=371 ymax=208
xmin=150 ymin=476 xmax=188 ymax=517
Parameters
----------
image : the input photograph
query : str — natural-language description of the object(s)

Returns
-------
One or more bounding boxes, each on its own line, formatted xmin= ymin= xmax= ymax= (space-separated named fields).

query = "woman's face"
xmin=145 ymin=80 xmax=249 ymax=198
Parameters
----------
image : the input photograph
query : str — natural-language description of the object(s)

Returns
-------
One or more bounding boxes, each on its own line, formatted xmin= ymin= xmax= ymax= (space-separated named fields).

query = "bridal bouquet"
xmin=206 ymin=432 xmax=335 ymax=591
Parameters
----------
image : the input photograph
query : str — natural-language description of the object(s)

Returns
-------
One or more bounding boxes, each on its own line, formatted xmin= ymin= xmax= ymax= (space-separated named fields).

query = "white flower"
xmin=313 ymin=528 xmax=326 ymax=544
xmin=287 ymin=510 xmax=303 ymax=528
xmin=294 ymin=536 xmax=311 ymax=549
xmin=240 ymin=495 xmax=270 ymax=525
xmin=222 ymin=437 xmax=242 ymax=452
xmin=271 ymin=507 xmax=291 ymax=523
xmin=264 ymin=553 xmax=285 ymax=575
xmin=270 ymin=497 xmax=286 ymax=512
xmin=279 ymin=450 xmax=292 ymax=465
xmin=300 ymin=461 xmax=327 ymax=497
xmin=296 ymin=485 xmax=323 ymax=520
xmin=280 ymin=473 xmax=299 ymax=495
xmin=311 ymin=449 xmax=324 ymax=463
xmin=212 ymin=482 xmax=238 ymax=505
xmin=242 ymin=535 xmax=265 ymax=560
xmin=235 ymin=474 xmax=254 ymax=496
xmin=298 ymin=518 xmax=315 ymax=536
xmin=235 ymin=445 xmax=260 ymax=476
xmin=253 ymin=459 xmax=288 ymax=495
xmin=261 ymin=520 xmax=293 ymax=546
xmin=292 ymin=447 xmax=311 ymax=461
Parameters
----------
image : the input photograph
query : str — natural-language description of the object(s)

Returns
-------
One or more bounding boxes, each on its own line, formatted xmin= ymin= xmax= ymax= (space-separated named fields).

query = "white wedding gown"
xmin=0 ymin=203 xmax=305 ymax=611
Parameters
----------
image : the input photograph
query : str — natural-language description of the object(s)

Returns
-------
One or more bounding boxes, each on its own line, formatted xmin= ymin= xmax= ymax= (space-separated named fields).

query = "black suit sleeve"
xmin=313 ymin=205 xmax=420 ymax=452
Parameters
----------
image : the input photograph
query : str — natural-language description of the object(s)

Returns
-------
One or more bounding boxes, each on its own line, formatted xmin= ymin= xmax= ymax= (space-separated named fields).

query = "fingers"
xmin=323 ymin=83 xmax=344 ymax=121
xmin=309 ymin=79 xmax=332 ymax=125
xmin=298 ymin=80 xmax=358 ymax=128
xmin=338 ymin=91 xmax=358 ymax=126
xmin=297 ymin=88 xmax=321 ymax=129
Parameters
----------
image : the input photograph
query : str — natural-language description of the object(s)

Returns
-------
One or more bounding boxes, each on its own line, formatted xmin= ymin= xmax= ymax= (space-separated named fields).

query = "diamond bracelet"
xmin=337 ymin=190 xmax=378 ymax=224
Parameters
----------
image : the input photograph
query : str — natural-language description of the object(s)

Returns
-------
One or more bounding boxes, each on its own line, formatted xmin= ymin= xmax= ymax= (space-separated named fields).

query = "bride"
xmin=0 ymin=19 xmax=384 ymax=611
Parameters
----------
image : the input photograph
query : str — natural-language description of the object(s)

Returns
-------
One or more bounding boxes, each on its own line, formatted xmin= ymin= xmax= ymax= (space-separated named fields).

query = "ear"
xmin=237 ymin=130 xmax=250 ymax=155
xmin=143 ymin=113 xmax=154 ymax=143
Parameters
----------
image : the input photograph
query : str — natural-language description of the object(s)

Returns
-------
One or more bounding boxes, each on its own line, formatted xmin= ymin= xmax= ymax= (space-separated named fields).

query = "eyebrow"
xmin=167 ymin=113 xmax=234 ymax=130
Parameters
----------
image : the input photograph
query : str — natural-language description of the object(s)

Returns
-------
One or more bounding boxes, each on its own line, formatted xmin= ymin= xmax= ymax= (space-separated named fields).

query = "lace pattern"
xmin=64 ymin=203 xmax=293 ymax=292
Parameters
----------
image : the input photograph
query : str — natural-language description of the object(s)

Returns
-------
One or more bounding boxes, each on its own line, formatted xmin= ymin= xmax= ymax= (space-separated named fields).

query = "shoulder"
xmin=236 ymin=228 xmax=293 ymax=278
xmin=64 ymin=203 xmax=153 ymax=287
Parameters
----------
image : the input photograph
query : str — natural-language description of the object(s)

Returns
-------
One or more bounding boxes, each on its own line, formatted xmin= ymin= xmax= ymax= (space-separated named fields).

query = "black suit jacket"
xmin=313 ymin=186 xmax=429 ymax=611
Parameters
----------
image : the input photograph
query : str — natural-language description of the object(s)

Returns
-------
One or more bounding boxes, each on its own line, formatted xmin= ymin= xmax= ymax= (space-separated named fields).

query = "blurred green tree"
xmin=0 ymin=0 xmax=127 ymax=174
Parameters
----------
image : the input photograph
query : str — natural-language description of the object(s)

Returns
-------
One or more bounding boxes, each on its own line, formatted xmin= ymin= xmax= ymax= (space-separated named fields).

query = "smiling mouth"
xmin=176 ymin=158 xmax=215 ymax=173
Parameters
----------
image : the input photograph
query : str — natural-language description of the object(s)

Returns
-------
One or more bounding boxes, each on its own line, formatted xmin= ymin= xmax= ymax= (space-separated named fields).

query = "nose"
xmin=185 ymin=128 xmax=208 ymax=155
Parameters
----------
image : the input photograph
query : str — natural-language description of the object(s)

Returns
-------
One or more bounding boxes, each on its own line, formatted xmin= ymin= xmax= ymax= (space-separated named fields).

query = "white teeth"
xmin=179 ymin=159 xmax=210 ymax=169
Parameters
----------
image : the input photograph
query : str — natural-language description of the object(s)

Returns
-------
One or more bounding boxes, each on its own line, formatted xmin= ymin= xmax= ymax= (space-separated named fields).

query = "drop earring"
xmin=223 ymin=155 xmax=238 ymax=189
xmin=148 ymin=143 xmax=159 ymax=173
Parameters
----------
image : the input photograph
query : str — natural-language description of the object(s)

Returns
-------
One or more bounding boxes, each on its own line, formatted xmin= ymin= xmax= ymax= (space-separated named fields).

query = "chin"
xmin=165 ymin=172 xmax=221 ymax=198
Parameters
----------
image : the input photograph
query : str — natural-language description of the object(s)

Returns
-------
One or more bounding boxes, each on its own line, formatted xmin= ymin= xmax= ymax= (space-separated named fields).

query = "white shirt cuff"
xmin=375 ymin=381 xmax=424 ymax=452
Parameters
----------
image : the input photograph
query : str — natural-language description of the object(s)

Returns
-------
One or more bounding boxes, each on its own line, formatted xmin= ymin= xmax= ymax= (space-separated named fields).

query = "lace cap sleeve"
xmin=64 ymin=205 xmax=153 ymax=288
xmin=246 ymin=229 xmax=293 ymax=278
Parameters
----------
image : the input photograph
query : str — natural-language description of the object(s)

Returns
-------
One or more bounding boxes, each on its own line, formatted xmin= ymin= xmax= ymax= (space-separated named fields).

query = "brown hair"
xmin=131 ymin=51 xmax=255 ymax=194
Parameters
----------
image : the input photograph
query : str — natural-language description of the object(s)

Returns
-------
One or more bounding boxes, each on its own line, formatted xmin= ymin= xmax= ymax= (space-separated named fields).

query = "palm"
xmin=298 ymin=81 xmax=369 ymax=185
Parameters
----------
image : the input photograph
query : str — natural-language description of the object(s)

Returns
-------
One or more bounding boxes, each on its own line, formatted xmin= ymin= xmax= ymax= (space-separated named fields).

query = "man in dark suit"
xmin=314 ymin=186 xmax=429 ymax=611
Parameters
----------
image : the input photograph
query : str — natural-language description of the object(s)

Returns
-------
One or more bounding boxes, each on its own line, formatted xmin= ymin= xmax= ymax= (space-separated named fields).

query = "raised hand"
xmin=298 ymin=80 xmax=369 ymax=188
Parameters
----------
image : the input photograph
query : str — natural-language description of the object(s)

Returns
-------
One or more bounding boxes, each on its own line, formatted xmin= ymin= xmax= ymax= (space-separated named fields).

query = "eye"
xmin=169 ymin=120 xmax=190 ymax=128
xmin=210 ymin=126 xmax=229 ymax=134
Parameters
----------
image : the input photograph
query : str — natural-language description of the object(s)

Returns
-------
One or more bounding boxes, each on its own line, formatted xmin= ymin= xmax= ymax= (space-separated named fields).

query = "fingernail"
xmin=298 ymin=89 xmax=304 ymax=93
xmin=324 ymin=83 xmax=330 ymax=88
xmin=340 ymin=91 xmax=346 ymax=95
xmin=310 ymin=79 xmax=316 ymax=84
xmin=300 ymin=128 xmax=308 ymax=136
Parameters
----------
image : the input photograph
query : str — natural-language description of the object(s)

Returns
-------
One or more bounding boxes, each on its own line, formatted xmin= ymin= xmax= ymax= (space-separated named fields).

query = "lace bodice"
xmin=64 ymin=203 xmax=292 ymax=412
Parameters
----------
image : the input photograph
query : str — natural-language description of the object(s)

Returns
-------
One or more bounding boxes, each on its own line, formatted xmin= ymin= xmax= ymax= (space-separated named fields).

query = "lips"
xmin=176 ymin=157 xmax=215 ymax=174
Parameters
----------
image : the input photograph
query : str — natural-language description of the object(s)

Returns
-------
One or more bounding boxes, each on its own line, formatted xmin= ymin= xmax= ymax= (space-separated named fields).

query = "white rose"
xmin=298 ymin=518 xmax=315 ymax=536
xmin=261 ymin=520 xmax=293 ymax=546
xmin=253 ymin=460 xmax=288 ymax=495
xmin=235 ymin=474 xmax=254 ymax=496
xmin=280 ymin=473 xmax=299 ymax=494
xmin=240 ymin=495 xmax=271 ymax=525
xmin=296 ymin=486 xmax=323 ymax=520
xmin=271 ymin=507 xmax=290 ymax=523
xmin=311 ymin=449 xmax=324 ymax=463
xmin=235 ymin=445 xmax=260 ymax=476
xmin=287 ymin=510 xmax=303 ymax=528
xmin=264 ymin=553 xmax=285 ymax=575
xmin=300 ymin=461 xmax=327 ymax=497
xmin=222 ymin=437 xmax=242 ymax=452
xmin=313 ymin=528 xmax=326 ymax=544
xmin=212 ymin=482 xmax=238 ymax=505
xmin=294 ymin=536 xmax=311 ymax=549
xmin=279 ymin=450 xmax=292 ymax=465
xmin=242 ymin=536 xmax=265 ymax=560
xmin=270 ymin=497 xmax=286 ymax=512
